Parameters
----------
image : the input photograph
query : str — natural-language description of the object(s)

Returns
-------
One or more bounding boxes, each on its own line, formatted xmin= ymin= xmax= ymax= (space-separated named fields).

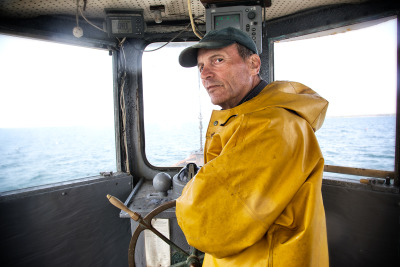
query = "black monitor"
xmin=206 ymin=5 xmax=262 ymax=53
xmin=105 ymin=9 xmax=145 ymax=38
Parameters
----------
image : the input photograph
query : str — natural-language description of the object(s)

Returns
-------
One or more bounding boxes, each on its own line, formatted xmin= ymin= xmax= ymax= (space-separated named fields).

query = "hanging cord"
xmin=75 ymin=0 xmax=80 ymax=27
xmin=117 ymin=37 xmax=127 ymax=69
xmin=116 ymin=37 xmax=130 ymax=173
xmin=78 ymin=5 xmax=107 ymax=32
xmin=144 ymin=22 xmax=192 ymax=52
xmin=75 ymin=0 xmax=106 ymax=33
xmin=187 ymin=0 xmax=202 ymax=39
xmin=119 ymin=71 xmax=130 ymax=174
xmin=144 ymin=15 xmax=203 ymax=53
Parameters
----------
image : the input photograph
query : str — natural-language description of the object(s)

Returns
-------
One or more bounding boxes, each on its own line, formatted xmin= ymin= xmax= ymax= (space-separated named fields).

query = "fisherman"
xmin=176 ymin=27 xmax=329 ymax=266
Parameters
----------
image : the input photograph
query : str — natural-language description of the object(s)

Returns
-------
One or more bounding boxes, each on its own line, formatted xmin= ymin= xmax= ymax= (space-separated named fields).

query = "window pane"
xmin=142 ymin=42 xmax=217 ymax=167
xmin=0 ymin=35 xmax=116 ymax=192
xmin=274 ymin=19 xmax=397 ymax=177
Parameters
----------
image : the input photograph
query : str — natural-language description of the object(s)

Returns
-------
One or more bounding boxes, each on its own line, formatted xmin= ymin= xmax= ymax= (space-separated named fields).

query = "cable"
xmin=72 ymin=0 xmax=84 ymax=37
xmin=117 ymin=37 xmax=127 ymax=68
xmin=116 ymin=37 xmax=129 ymax=173
xmin=119 ymin=70 xmax=130 ymax=174
xmin=110 ymin=35 xmax=129 ymax=173
xmin=144 ymin=15 xmax=204 ymax=52
xmin=78 ymin=6 xmax=106 ymax=33
xmin=144 ymin=23 xmax=192 ymax=52
xmin=187 ymin=0 xmax=202 ymax=39
xmin=75 ymin=0 xmax=80 ymax=27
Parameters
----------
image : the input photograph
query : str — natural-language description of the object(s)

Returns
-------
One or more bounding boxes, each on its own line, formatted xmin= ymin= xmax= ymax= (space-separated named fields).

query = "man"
xmin=176 ymin=27 xmax=329 ymax=266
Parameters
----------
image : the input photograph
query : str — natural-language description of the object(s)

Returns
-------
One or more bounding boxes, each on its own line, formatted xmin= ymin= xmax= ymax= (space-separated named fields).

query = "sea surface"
xmin=0 ymin=115 xmax=396 ymax=192
xmin=317 ymin=115 xmax=396 ymax=170
xmin=0 ymin=126 xmax=117 ymax=192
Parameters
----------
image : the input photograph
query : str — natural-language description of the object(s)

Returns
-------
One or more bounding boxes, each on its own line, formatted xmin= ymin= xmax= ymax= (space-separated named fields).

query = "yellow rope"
xmin=187 ymin=0 xmax=202 ymax=39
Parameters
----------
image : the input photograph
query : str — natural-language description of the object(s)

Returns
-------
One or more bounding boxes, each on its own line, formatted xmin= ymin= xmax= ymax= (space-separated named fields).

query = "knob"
xmin=153 ymin=172 xmax=172 ymax=197
xmin=248 ymin=11 xmax=256 ymax=20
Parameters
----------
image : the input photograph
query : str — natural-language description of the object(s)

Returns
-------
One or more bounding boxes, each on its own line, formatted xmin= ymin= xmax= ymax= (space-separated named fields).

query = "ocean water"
xmin=145 ymin=115 xmax=396 ymax=172
xmin=316 ymin=115 xmax=396 ymax=171
xmin=0 ymin=126 xmax=117 ymax=192
xmin=0 ymin=115 xmax=396 ymax=193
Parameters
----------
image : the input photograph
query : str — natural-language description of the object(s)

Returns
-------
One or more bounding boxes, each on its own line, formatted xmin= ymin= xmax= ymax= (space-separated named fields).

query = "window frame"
xmin=268 ymin=17 xmax=398 ymax=185
xmin=0 ymin=34 xmax=119 ymax=194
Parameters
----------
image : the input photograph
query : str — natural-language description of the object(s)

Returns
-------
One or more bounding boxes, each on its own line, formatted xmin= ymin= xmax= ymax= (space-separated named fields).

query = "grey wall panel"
xmin=0 ymin=174 xmax=133 ymax=267
xmin=322 ymin=183 xmax=400 ymax=267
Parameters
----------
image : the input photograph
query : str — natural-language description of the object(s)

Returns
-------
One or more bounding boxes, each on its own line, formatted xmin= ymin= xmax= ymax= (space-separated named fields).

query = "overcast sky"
xmin=274 ymin=18 xmax=397 ymax=117
xmin=0 ymin=36 xmax=113 ymax=128
xmin=0 ymin=18 xmax=397 ymax=128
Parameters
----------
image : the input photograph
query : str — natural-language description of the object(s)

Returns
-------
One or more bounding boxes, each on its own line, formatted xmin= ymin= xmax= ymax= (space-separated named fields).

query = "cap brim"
xmin=179 ymin=40 xmax=236 ymax=67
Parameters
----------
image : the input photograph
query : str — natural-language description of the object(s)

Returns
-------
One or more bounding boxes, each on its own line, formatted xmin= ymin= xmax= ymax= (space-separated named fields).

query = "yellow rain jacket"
xmin=176 ymin=81 xmax=329 ymax=266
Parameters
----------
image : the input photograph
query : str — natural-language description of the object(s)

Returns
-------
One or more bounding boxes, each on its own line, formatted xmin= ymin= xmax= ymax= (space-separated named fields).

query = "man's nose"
xmin=200 ymin=65 xmax=213 ymax=79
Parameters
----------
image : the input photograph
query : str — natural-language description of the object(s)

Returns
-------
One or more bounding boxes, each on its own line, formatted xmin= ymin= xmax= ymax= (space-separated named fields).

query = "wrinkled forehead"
xmin=197 ymin=44 xmax=239 ymax=64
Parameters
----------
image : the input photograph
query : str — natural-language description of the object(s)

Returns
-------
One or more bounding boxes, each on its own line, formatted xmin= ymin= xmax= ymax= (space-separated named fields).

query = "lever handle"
xmin=107 ymin=194 xmax=140 ymax=221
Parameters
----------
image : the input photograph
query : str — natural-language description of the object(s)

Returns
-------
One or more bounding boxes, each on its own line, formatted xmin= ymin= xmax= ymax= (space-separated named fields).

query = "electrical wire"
xmin=144 ymin=15 xmax=204 ymax=52
xmin=75 ymin=0 xmax=80 ymax=27
xmin=115 ymin=37 xmax=129 ymax=173
xmin=119 ymin=70 xmax=130 ymax=174
xmin=187 ymin=0 xmax=202 ymax=39
xmin=75 ymin=0 xmax=204 ymax=52
xmin=144 ymin=23 xmax=193 ymax=52
xmin=78 ymin=6 xmax=106 ymax=32
xmin=117 ymin=37 xmax=127 ymax=68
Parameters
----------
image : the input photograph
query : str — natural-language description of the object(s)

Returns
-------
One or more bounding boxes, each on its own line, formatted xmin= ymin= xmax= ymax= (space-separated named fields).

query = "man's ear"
xmin=248 ymin=54 xmax=261 ymax=76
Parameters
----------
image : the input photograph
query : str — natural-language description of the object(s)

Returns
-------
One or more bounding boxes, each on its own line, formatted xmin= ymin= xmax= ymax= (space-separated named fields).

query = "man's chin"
xmin=210 ymin=98 xmax=222 ymax=107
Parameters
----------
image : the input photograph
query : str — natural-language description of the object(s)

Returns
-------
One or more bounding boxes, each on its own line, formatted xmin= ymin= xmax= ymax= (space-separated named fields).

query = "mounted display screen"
xmin=111 ymin=19 xmax=132 ymax=33
xmin=105 ymin=9 xmax=144 ymax=38
xmin=214 ymin=14 xmax=240 ymax=30
xmin=206 ymin=5 xmax=262 ymax=53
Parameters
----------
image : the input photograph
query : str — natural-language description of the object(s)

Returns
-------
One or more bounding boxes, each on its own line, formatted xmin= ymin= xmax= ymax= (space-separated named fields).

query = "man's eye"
xmin=216 ymin=58 xmax=223 ymax=63
xmin=199 ymin=66 xmax=203 ymax=73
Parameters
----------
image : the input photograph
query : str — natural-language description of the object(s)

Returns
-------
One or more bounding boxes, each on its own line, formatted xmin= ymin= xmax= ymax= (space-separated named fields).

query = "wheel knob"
xmin=153 ymin=172 xmax=172 ymax=197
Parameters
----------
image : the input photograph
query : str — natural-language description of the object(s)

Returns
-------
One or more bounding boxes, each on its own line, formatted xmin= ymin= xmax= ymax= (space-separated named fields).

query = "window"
xmin=274 ymin=19 xmax=397 ymax=179
xmin=0 ymin=35 xmax=115 ymax=192
xmin=142 ymin=42 xmax=217 ymax=167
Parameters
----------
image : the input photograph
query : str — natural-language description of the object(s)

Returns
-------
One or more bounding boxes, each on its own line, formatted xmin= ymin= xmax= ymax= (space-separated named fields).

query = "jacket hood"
xmin=237 ymin=81 xmax=329 ymax=131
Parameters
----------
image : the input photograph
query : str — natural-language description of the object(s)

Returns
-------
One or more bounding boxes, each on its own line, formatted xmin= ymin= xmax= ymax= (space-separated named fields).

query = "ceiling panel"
xmin=0 ymin=0 xmax=369 ymax=22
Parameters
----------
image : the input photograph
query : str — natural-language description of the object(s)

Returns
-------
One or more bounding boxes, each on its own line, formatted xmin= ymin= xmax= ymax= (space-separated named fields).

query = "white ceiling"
xmin=0 ymin=0 xmax=368 ymax=22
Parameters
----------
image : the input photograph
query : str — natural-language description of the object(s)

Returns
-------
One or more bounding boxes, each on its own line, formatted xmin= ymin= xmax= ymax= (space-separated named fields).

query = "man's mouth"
xmin=206 ymin=84 xmax=222 ymax=91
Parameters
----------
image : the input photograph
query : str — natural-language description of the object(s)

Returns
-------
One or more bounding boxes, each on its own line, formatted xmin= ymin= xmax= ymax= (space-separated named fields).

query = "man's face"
xmin=197 ymin=44 xmax=260 ymax=109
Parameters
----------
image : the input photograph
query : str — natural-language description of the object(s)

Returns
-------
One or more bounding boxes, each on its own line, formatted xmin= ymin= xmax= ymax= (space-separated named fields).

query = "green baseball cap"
xmin=178 ymin=27 xmax=258 ymax=68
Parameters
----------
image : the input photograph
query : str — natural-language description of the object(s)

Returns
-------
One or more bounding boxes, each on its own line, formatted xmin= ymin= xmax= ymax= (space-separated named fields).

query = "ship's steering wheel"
xmin=107 ymin=196 xmax=203 ymax=267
